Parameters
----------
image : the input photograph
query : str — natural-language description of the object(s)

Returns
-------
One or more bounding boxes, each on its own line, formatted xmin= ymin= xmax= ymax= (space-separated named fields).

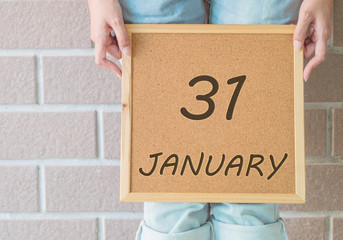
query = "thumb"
xmin=293 ymin=10 xmax=312 ymax=50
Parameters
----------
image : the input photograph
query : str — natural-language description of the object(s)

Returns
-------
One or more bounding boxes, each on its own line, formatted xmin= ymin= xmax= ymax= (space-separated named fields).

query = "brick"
xmin=43 ymin=56 xmax=121 ymax=104
xmin=0 ymin=57 xmax=36 ymax=104
xmin=304 ymin=54 xmax=343 ymax=102
xmin=0 ymin=2 xmax=91 ymax=48
xmin=333 ymin=109 xmax=343 ymax=156
xmin=334 ymin=0 xmax=343 ymax=46
xmin=105 ymin=219 xmax=142 ymax=240
xmin=283 ymin=217 xmax=326 ymax=240
xmin=0 ymin=112 xmax=97 ymax=159
xmin=0 ymin=166 xmax=38 ymax=212
xmin=45 ymin=166 xmax=143 ymax=212
xmin=280 ymin=164 xmax=343 ymax=211
xmin=0 ymin=220 xmax=97 ymax=240
xmin=305 ymin=110 xmax=326 ymax=156
xmin=103 ymin=112 xmax=121 ymax=159
xmin=333 ymin=218 xmax=343 ymax=240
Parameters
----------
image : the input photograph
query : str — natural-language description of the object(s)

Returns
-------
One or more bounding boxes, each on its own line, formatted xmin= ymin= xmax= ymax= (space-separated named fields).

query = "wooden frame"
xmin=120 ymin=24 xmax=305 ymax=203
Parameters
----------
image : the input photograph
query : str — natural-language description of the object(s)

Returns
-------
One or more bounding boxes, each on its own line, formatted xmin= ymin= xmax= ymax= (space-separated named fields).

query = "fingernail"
xmin=293 ymin=40 xmax=302 ymax=51
xmin=123 ymin=46 xmax=131 ymax=56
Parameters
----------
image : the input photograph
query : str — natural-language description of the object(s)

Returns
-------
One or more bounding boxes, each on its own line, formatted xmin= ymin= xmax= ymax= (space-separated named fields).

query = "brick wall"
xmin=0 ymin=1 xmax=342 ymax=240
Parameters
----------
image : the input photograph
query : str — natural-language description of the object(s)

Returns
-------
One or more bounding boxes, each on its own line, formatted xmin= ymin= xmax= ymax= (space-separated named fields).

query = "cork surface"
xmin=130 ymin=32 xmax=295 ymax=194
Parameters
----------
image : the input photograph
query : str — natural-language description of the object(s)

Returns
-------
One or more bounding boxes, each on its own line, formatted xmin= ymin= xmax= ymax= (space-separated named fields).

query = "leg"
xmin=207 ymin=0 xmax=302 ymax=239
xmin=210 ymin=203 xmax=288 ymax=240
xmin=135 ymin=202 xmax=213 ymax=240
xmin=117 ymin=1 xmax=211 ymax=239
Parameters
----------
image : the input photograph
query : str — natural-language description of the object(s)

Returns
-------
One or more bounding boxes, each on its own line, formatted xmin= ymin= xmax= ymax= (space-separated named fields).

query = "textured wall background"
xmin=0 ymin=0 xmax=342 ymax=239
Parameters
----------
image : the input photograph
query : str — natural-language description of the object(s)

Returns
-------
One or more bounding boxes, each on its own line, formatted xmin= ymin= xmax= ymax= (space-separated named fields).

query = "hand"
xmin=293 ymin=0 xmax=333 ymax=82
xmin=87 ymin=0 xmax=130 ymax=79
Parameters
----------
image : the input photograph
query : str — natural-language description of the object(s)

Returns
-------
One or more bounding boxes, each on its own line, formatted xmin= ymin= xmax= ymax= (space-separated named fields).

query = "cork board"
xmin=120 ymin=24 xmax=305 ymax=203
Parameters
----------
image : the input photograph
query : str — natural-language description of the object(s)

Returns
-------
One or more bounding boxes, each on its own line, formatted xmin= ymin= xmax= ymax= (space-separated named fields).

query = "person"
xmin=87 ymin=0 xmax=333 ymax=239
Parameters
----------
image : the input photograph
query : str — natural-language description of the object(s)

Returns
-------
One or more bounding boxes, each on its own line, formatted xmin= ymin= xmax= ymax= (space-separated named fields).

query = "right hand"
xmin=87 ymin=0 xmax=130 ymax=79
xmin=293 ymin=0 xmax=333 ymax=82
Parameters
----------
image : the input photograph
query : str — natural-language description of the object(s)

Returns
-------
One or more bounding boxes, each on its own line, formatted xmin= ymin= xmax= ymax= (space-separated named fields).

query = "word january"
xmin=139 ymin=152 xmax=288 ymax=180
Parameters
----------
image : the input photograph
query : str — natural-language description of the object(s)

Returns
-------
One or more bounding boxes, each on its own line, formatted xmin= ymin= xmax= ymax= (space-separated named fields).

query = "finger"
xmin=304 ymin=37 xmax=311 ymax=45
xmin=304 ymin=40 xmax=315 ymax=58
xmin=303 ymin=37 xmax=327 ymax=81
xmin=308 ymin=26 xmax=315 ymax=39
xmin=107 ymin=38 xmax=122 ymax=59
xmin=95 ymin=41 xmax=122 ymax=78
xmin=294 ymin=9 xmax=313 ymax=50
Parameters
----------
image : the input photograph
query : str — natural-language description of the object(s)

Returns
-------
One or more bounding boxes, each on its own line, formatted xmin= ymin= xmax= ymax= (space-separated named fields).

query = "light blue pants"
xmin=118 ymin=0 xmax=302 ymax=239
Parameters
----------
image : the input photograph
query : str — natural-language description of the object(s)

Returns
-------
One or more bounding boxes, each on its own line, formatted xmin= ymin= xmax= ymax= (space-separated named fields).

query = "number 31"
xmin=180 ymin=75 xmax=246 ymax=120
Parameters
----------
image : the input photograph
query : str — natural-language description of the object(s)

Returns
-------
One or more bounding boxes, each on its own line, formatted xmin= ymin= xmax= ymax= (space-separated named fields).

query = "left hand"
xmin=293 ymin=0 xmax=333 ymax=82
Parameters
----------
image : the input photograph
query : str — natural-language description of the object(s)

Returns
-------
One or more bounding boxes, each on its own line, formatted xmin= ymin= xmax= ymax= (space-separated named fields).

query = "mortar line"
xmin=329 ymin=216 xmax=334 ymax=240
xmin=325 ymin=216 xmax=331 ymax=240
xmin=327 ymin=107 xmax=333 ymax=156
xmin=96 ymin=110 xmax=104 ymax=159
xmin=38 ymin=165 xmax=46 ymax=212
xmin=304 ymin=102 xmax=343 ymax=110
xmin=35 ymin=54 xmax=44 ymax=105
xmin=0 ymin=212 xmax=144 ymax=219
xmin=0 ymin=104 xmax=121 ymax=112
xmin=0 ymin=159 xmax=121 ymax=165
xmin=306 ymin=156 xmax=343 ymax=164
xmin=327 ymin=47 xmax=343 ymax=53
xmin=97 ymin=217 xmax=105 ymax=240
xmin=0 ymin=49 xmax=95 ymax=56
